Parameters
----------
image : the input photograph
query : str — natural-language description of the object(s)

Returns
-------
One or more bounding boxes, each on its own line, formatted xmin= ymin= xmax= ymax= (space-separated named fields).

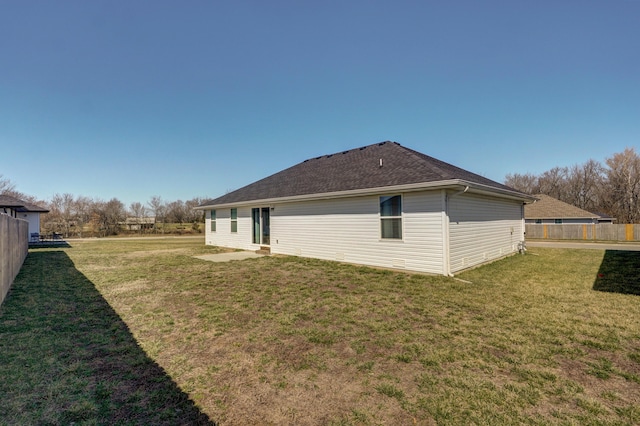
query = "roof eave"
xmin=527 ymin=216 xmax=601 ymax=220
xmin=195 ymin=179 xmax=534 ymax=210
xmin=458 ymin=181 xmax=537 ymax=203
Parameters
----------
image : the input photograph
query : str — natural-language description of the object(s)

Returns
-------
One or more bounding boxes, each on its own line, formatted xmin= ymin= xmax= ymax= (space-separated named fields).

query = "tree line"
xmin=0 ymin=177 xmax=205 ymax=237
xmin=504 ymin=147 xmax=640 ymax=223
xmin=42 ymin=195 xmax=206 ymax=237
xmin=3 ymin=146 xmax=639 ymax=235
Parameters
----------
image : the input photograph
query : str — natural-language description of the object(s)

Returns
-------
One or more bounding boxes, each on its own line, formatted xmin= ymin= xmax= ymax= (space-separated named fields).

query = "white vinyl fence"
xmin=0 ymin=214 xmax=29 ymax=306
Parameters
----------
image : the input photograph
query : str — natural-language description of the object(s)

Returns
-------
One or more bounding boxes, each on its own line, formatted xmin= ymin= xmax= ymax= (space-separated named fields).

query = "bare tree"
xmin=45 ymin=193 xmax=74 ymax=237
xmin=148 ymin=195 xmax=166 ymax=234
xmin=61 ymin=193 xmax=75 ymax=237
xmin=184 ymin=197 xmax=205 ymax=232
xmin=185 ymin=197 xmax=205 ymax=223
xmin=73 ymin=196 xmax=93 ymax=237
xmin=92 ymin=198 xmax=126 ymax=236
xmin=504 ymin=172 xmax=539 ymax=194
xmin=537 ymin=167 xmax=569 ymax=201
xmin=166 ymin=200 xmax=188 ymax=224
xmin=565 ymin=160 xmax=605 ymax=212
xmin=0 ymin=175 xmax=37 ymax=202
xmin=603 ymin=148 xmax=640 ymax=223
xmin=0 ymin=175 xmax=17 ymax=195
xmin=129 ymin=202 xmax=147 ymax=234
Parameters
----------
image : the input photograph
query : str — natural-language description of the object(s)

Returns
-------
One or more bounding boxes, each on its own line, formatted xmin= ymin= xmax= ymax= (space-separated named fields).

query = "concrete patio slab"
xmin=194 ymin=251 xmax=265 ymax=262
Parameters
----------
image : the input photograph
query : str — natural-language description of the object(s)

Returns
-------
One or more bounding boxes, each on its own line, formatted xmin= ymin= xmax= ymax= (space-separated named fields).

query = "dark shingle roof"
xmin=525 ymin=194 xmax=600 ymax=220
xmin=200 ymin=141 xmax=526 ymax=206
xmin=0 ymin=194 xmax=49 ymax=213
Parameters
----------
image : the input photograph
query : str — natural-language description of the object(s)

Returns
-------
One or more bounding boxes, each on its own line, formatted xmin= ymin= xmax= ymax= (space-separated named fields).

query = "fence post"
xmin=626 ymin=224 xmax=634 ymax=241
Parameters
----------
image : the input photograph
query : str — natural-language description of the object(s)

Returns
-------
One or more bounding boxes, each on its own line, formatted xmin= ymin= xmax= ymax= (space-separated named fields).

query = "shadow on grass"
xmin=593 ymin=250 xmax=640 ymax=296
xmin=0 ymin=250 xmax=215 ymax=425
xmin=29 ymin=241 xmax=72 ymax=248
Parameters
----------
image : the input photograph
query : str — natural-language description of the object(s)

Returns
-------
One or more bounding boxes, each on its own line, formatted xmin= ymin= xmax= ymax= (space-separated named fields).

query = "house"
xmin=0 ymin=194 xmax=49 ymax=239
xmin=122 ymin=217 xmax=156 ymax=231
xmin=525 ymin=194 xmax=613 ymax=224
xmin=196 ymin=141 xmax=535 ymax=275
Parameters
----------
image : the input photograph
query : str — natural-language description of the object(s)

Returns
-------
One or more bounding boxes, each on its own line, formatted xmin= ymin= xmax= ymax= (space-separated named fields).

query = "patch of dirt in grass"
xmin=81 ymin=264 xmax=125 ymax=273
xmin=554 ymin=355 xmax=640 ymax=417
xmin=105 ymin=279 xmax=151 ymax=295
xmin=124 ymin=248 xmax=193 ymax=258
xmin=205 ymin=336 xmax=421 ymax=425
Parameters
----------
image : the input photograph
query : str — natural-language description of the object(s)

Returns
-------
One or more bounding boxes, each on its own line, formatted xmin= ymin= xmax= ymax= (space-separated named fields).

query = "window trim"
xmin=210 ymin=209 xmax=216 ymax=232
xmin=230 ymin=208 xmax=238 ymax=233
xmin=380 ymin=194 xmax=403 ymax=240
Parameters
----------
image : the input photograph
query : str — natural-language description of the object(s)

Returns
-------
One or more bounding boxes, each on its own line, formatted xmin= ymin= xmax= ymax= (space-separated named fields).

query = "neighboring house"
xmin=122 ymin=217 xmax=156 ymax=231
xmin=197 ymin=141 xmax=535 ymax=276
xmin=0 ymin=194 xmax=49 ymax=238
xmin=591 ymin=212 xmax=616 ymax=224
xmin=525 ymin=194 xmax=612 ymax=224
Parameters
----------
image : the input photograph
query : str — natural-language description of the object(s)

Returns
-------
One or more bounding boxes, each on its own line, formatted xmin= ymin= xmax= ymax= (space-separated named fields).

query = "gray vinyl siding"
xmin=271 ymin=191 xmax=445 ymax=274
xmin=448 ymin=194 xmax=524 ymax=273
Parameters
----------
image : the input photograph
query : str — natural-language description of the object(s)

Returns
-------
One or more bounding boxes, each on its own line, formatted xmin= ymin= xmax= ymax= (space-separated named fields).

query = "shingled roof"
xmin=0 ymin=194 xmax=49 ymax=213
xmin=199 ymin=141 xmax=531 ymax=207
xmin=525 ymin=194 xmax=600 ymax=220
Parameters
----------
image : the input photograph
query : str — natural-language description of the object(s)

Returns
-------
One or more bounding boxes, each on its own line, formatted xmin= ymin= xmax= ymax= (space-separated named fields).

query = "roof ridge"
xmin=395 ymin=144 xmax=457 ymax=178
xmin=303 ymin=141 xmax=398 ymax=163
xmin=528 ymin=194 xmax=600 ymax=218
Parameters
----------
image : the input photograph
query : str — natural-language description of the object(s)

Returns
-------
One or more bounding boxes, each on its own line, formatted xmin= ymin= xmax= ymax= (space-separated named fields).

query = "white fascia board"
xmin=195 ymin=180 xmax=534 ymax=210
xmin=459 ymin=182 xmax=538 ymax=203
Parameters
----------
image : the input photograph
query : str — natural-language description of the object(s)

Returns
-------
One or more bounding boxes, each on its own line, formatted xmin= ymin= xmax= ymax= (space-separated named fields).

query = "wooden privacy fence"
xmin=526 ymin=223 xmax=640 ymax=242
xmin=0 ymin=214 xmax=29 ymax=306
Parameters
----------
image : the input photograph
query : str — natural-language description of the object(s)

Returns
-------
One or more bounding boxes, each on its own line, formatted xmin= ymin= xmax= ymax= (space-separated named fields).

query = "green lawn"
xmin=1 ymin=238 xmax=639 ymax=425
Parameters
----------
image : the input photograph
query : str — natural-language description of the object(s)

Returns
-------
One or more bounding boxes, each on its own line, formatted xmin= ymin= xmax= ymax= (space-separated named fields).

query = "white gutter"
xmin=449 ymin=185 xmax=469 ymax=198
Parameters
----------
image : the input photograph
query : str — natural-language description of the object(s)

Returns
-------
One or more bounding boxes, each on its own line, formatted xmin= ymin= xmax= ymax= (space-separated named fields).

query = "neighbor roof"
xmin=199 ymin=141 xmax=533 ymax=207
xmin=525 ymin=194 xmax=600 ymax=220
xmin=0 ymin=194 xmax=49 ymax=213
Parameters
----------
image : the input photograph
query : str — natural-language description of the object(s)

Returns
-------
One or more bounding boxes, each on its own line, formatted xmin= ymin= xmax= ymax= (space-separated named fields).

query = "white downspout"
xmin=441 ymin=190 xmax=450 ymax=276
xmin=444 ymin=186 xmax=469 ymax=276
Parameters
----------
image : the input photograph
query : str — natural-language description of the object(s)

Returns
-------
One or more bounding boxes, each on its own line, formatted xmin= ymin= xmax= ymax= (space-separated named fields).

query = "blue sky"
xmin=1 ymin=0 xmax=638 ymax=206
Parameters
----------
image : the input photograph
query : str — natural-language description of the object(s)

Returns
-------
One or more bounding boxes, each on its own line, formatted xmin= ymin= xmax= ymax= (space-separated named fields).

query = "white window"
xmin=380 ymin=195 xmax=402 ymax=239
xmin=210 ymin=210 xmax=216 ymax=232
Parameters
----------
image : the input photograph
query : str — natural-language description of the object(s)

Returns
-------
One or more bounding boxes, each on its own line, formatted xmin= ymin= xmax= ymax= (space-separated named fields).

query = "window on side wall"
xmin=554 ymin=219 xmax=562 ymax=224
xmin=231 ymin=208 xmax=238 ymax=233
xmin=380 ymin=195 xmax=402 ymax=239
xmin=210 ymin=210 xmax=216 ymax=232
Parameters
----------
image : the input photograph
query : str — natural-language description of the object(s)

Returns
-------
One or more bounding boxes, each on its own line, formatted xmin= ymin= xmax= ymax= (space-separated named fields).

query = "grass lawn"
xmin=1 ymin=238 xmax=639 ymax=425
